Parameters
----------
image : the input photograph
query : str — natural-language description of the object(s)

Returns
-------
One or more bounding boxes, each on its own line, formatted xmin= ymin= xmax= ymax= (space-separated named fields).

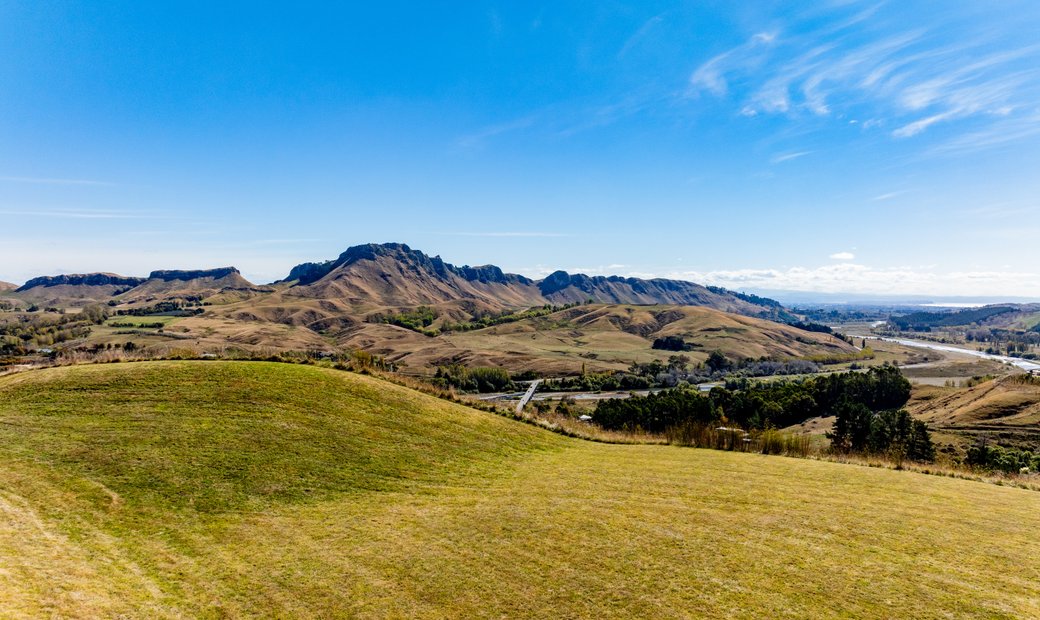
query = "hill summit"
xmin=11 ymin=266 xmax=260 ymax=307
xmin=282 ymin=242 xmax=788 ymax=319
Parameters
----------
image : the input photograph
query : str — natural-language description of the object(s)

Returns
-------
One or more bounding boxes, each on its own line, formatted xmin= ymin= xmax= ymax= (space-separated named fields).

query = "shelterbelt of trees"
xmin=592 ymin=366 xmax=934 ymax=462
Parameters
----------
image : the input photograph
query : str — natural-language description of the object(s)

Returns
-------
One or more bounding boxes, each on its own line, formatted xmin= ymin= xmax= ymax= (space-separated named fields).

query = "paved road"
xmin=516 ymin=379 xmax=541 ymax=413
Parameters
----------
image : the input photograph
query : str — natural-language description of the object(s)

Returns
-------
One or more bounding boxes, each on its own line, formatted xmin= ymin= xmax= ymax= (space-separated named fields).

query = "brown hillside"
xmin=328 ymin=304 xmax=856 ymax=374
xmin=908 ymin=375 xmax=1040 ymax=447
xmin=537 ymin=270 xmax=772 ymax=315
xmin=280 ymin=243 xmax=785 ymax=319
xmin=286 ymin=244 xmax=545 ymax=313
xmin=118 ymin=267 xmax=267 ymax=303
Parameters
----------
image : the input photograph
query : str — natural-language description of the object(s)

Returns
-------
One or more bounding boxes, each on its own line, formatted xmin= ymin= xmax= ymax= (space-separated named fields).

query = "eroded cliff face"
xmin=17 ymin=273 xmax=146 ymax=291
xmin=147 ymin=267 xmax=241 ymax=282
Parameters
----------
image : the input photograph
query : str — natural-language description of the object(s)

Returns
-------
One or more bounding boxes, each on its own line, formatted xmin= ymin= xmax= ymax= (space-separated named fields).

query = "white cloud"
xmin=504 ymin=259 xmax=1040 ymax=297
xmin=667 ymin=263 xmax=1040 ymax=297
xmin=892 ymin=110 xmax=959 ymax=138
xmin=871 ymin=191 xmax=909 ymax=201
xmin=687 ymin=6 xmax=1040 ymax=148
xmin=829 ymin=252 xmax=855 ymax=260
xmin=770 ymin=151 xmax=811 ymax=164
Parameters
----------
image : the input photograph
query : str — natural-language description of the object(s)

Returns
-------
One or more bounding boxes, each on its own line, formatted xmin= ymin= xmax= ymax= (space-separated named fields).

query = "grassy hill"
xmin=429 ymin=304 xmax=854 ymax=373
xmin=3 ymin=244 xmax=844 ymax=374
xmin=909 ymin=374 xmax=1040 ymax=449
xmin=1 ymin=361 xmax=1038 ymax=617
xmin=289 ymin=303 xmax=855 ymax=375
xmin=167 ymin=303 xmax=858 ymax=375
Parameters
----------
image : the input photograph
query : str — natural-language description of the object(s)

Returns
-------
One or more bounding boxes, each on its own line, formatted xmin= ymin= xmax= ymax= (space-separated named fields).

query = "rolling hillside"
xmin=119 ymin=267 xmax=262 ymax=300
xmin=337 ymin=303 xmax=857 ymax=374
xmin=1 ymin=361 xmax=1038 ymax=618
xmin=909 ymin=374 xmax=1040 ymax=448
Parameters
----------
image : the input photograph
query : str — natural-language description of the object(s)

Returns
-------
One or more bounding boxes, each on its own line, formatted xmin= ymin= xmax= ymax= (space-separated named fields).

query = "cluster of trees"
xmin=787 ymin=321 xmax=833 ymax=334
xmin=369 ymin=306 xmax=438 ymax=335
xmin=82 ymin=341 xmax=139 ymax=354
xmin=828 ymin=403 xmax=934 ymax=461
xmin=0 ymin=304 xmax=109 ymax=354
xmin=965 ymin=439 xmax=1040 ymax=473
xmin=589 ymin=366 xmax=934 ymax=461
xmin=543 ymin=372 xmax=653 ymax=392
xmin=890 ymin=306 xmax=1015 ymax=331
xmin=651 ymin=335 xmax=697 ymax=352
xmin=370 ymin=303 xmax=583 ymax=337
xmin=964 ymin=329 xmax=1040 ymax=359
xmin=545 ymin=352 xmax=828 ymax=394
xmin=431 ymin=364 xmax=514 ymax=393
xmin=440 ymin=303 xmax=580 ymax=333
xmin=796 ymin=307 xmax=885 ymax=323
xmin=115 ymin=302 xmax=203 ymax=317
xmin=640 ymin=351 xmax=823 ymax=382
xmin=592 ymin=388 xmax=714 ymax=433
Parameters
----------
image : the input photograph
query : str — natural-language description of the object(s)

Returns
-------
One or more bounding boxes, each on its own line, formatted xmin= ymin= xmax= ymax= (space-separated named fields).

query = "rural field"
xmin=1 ymin=361 xmax=1037 ymax=618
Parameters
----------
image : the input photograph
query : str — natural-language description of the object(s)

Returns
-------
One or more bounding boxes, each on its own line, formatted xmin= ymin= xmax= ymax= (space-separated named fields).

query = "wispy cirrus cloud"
xmin=770 ymin=151 xmax=812 ymax=164
xmin=688 ymin=4 xmax=1040 ymax=153
xmin=829 ymin=251 xmax=855 ymax=260
xmin=456 ymin=116 xmax=537 ymax=148
xmin=871 ymin=190 xmax=911 ymax=202
xmin=617 ymin=14 xmax=664 ymax=59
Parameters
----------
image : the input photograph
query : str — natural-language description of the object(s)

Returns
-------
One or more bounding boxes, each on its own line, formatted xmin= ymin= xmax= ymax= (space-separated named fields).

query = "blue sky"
xmin=2 ymin=1 xmax=1039 ymax=297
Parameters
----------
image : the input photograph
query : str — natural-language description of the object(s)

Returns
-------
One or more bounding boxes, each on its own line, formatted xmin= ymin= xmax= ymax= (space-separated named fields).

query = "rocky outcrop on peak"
xmin=17 ymin=273 xmax=146 ymax=291
xmin=147 ymin=267 xmax=241 ymax=282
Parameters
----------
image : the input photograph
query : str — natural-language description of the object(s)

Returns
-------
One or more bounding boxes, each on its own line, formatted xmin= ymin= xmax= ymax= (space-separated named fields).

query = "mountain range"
xmin=2 ymin=243 xmax=860 ymax=372
xmin=8 ymin=242 xmax=787 ymax=319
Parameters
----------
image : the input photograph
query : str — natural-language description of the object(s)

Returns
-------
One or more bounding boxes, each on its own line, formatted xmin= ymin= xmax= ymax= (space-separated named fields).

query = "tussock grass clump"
xmin=664 ymin=422 xmax=812 ymax=457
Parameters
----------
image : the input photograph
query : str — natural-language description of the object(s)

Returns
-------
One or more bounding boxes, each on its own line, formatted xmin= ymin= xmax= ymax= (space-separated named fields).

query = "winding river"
xmin=865 ymin=335 xmax=1040 ymax=373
